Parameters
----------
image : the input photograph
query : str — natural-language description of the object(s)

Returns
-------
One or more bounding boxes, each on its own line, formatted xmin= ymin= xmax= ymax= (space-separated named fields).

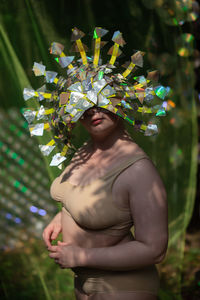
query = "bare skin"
xmin=43 ymin=107 xmax=168 ymax=300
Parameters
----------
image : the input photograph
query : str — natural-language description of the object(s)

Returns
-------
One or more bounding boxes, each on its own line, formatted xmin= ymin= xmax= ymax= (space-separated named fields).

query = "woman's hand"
xmin=43 ymin=212 xmax=62 ymax=248
xmin=48 ymin=241 xmax=84 ymax=269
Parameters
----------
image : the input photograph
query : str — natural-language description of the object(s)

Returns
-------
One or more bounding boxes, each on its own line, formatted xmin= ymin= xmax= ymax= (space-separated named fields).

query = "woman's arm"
xmin=49 ymin=159 xmax=168 ymax=270
xmin=43 ymin=211 xmax=62 ymax=248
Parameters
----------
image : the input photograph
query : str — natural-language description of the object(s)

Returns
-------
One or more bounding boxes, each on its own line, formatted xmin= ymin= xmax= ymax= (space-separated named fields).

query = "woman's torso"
xmin=50 ymin=141 xmax=148 ymax=248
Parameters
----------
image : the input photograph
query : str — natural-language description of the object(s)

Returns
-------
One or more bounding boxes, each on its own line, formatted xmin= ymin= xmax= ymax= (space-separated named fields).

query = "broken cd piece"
xmin=50 ymin=153 xmax=67 ymax=166
xmin=22 ymin=109 xmax=36 ymax=124
xmin=29 ymin=123 xmax=44 ymax=136
xmin=23 ymin=88 xmax=35 ymax=101
xmin=39 ymin=145 xmax=56 ymax=156
xmin=32 ymin=62 xmax=46 ymax=76
xmin=144 ymin=124 xmax=158 ymax=136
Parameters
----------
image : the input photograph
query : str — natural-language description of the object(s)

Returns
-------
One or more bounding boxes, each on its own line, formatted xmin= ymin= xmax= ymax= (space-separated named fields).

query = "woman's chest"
xmin=64 ymin=160 xmax=114 ymax=186
xmin=51 ymin=175 xmax=131 ymax=230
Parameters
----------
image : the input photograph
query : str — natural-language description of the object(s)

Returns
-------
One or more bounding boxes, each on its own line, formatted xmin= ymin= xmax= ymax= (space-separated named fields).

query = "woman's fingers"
xmin=43 ymin=228 xmax=53 ymax=248
xmin=51 ymin=227 xmax=61 ymax=240
xmin=48 ymin=245 xmax=58 ymax=252
xmin=49 ymin=251 xmax=59 ymax=259
xmin=57 ymin=241 xmax=68 ymax=246
xmin=43 ymin=224 xmax=62 ymax=247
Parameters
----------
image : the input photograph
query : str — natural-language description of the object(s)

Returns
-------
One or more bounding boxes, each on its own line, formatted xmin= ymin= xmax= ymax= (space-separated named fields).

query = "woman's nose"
xmin=85 ymin=107 xmax=100 ymax=116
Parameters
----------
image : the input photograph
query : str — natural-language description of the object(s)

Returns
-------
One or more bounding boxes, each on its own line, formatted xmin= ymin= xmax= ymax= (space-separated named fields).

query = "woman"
xmin=43 ymin=106 xmax=168 ymax=300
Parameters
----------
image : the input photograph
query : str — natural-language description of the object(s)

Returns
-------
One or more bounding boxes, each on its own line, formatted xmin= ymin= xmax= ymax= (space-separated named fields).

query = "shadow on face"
xmin=79 ymin=107 xmax=121 ymax=136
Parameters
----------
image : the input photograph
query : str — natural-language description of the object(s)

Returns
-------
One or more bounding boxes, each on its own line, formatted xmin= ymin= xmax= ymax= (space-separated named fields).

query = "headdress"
xmin=23 ymin=27 xmax=170 ymax=167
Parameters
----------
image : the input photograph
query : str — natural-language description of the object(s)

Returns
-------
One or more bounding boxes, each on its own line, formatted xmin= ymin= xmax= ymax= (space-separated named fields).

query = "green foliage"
xmin=0 ymin=240 xmax=75 ymax=300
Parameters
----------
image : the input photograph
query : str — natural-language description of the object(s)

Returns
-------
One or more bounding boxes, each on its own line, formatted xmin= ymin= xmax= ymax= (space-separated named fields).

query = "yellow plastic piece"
xmin=61 ymin=145 xmax=68 ymax=156
xmin=93 ymin=37 xmax=101 ymax=67
xmin=44 ymin=123 xmax=50 ymax=130
xmin=137 ymin=107 xmax=152 ymax=113
xmin=76 ymin=39 xmax=88 ymax=65
xmin=109 ymin=43 xmax=119 ymax=65
xmin=122 ymin=62 xmax=135 ymax=78
xmin=141 ymin=124 xmax=147 ymax=131
xmin=133 ymin=84 xmax=144 ymax=89
xmin=44 ymin=108 xmax=55 ymax=115
xmin=34 ymin=92 xmax=52 ymax=99
xmin=54 ymin=77 xmax=59 ymax=84
xmin=47 ymin=139 xmax=56 ymax=146
xmin=68 ymin=64 xmax=74 ymax=69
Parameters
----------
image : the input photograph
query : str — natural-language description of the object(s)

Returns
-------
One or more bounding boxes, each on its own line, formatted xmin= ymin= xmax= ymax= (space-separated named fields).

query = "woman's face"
xmin=79 ymin=107 xmax=120 ymax=137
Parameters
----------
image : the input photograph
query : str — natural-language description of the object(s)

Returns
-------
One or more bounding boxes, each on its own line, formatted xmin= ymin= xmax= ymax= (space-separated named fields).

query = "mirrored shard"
xmin=94 ymin=27 xmax=109 ymax=38
xmin=46 ymin=71 xmax=58 ymax=83
xmin=71 ymin=110 xmax=85 ymax=122
xmin=110 ymin=97 xmax=122 ymax=107
xmin=131 ymin=51 xmax=144 ymax=67
xmin=156 ymin=108 xmax=166 ymax=116
xmin=134 ymin=76 xmax=147 ymax=85
xmin=67 ymin=67 xmax=77 ymax=75
xmin=39 ymin=145 xmax=56 ymax=156
xmin=59 ymin=56 xmax=74 ymax=68
xmin=98 ymin=71 xmax=104 ymax=80
xmin=112 ymin=31 xmax=126 ymax=46
xmin=98 ymin=94 xmax=110 ymax=106
xmin=93 ymin=79 xmax=107 ymax=94
xmin=50 ymin=42 xmax=64 ymax=55
xmin=144 ymin=93 xmax=154 ymax=103
xmin=86 ymin=90 xmax=98 ymax=104
xmin=154 ymin=86 xmax=170 ymax=100
xmin=147 ymin=70 xmax=159 ymax=82
xmin=121 ymin=100 xmax=132 ymax=110
xmin=101 ymin=85 xmax=115 ymax=97
xmin=68 ymin=82 xmax=83 ymax=92
xmin=50 ymin=153 xmax=67 ymax=166
xmin=22 ymin=109 xmax=36 ymax=124
xmin=82 ymin=78 xmax=92 ymax=92
xmin=76 ymin=99 xmax=93 ymax=110
xmin=37 ymin=84 xmax=46 ymax=92
xmin=30 ymin=123 xmax=44 ymax=136
xmin=32 ymin=62 xmax=46 ymax=76
xmin=59 ymin=92 xmax=70 ymax=105
xmin=65 ymin=104 xmax=74 ymax=113
xmin=37 ymin=84 xmax=47 ymax=101
xmin=144 ymin=124 xmax=158 ymax=136
xmin=71 ymin=27 xmax=85 ymax=41
xmin=70 ymin=92 xmax=85 ymax=105
xmin=37 ymin=105 xmax=45 ymax=120
xmin=23 ymin=88 xmax=35 ymax=101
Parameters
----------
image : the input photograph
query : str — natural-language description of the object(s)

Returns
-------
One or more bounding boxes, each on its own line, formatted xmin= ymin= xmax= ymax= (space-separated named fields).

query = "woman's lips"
xmin=91 ymin=118 xmax=103 ymax=125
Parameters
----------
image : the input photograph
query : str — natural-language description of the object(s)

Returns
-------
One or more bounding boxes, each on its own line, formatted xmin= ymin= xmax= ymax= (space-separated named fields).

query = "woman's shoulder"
xmin=120 ymin=140 xmax=148 ymax=159
xmin=72 ymin=140 xmax=91 ymax=160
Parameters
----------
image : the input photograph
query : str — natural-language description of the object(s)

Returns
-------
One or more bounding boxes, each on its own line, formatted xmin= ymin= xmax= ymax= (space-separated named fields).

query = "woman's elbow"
xmin=154 ymin=250 xmax=167 ymax=264
xmin=152 ymin=236 xmax=168 ymax=264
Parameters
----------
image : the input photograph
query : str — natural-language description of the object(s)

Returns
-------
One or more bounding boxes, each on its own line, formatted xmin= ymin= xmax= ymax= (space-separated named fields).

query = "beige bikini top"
xmin=50 ymin=154 xmax=148 ymax=236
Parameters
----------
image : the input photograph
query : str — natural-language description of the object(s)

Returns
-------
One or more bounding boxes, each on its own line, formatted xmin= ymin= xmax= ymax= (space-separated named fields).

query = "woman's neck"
xmin=90 ymin=127 xmax=133 ymax=154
